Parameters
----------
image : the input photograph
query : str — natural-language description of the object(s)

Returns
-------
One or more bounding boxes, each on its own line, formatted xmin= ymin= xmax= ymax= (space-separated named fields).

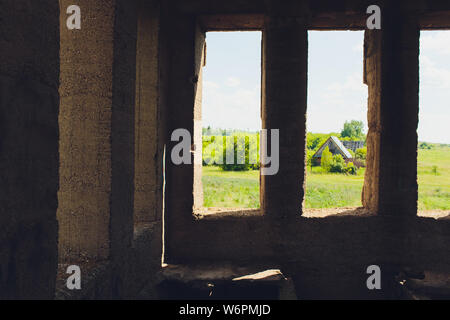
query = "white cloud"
xmin=419 ymin=31 xmax=450 ymax=143
xmin=352 ymin=42 xmax=363 ymax=53
xmin=225 ymin=77 xmax=241 ymax=87
xmin=324 ymin=72 xmax=366 ymax=102
xmin=202 ymin=82 xmax=261 ymax=130
xmin=204 ymin=80 xmax=219 ymax=89
xmin=420 ymin=55 xmax=450 ymax=89
xmin=418 ymin=113 xmax=450 ymax=144
xmin=420 ymin=31 xmax=450 ymax=55
xmin=308 ymin=71 xmax=368 ymax=134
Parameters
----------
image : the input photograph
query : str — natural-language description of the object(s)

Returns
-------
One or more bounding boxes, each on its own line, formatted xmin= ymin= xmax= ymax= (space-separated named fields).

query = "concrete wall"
xmin=134 ymin=0 xmax=160 ymax=224
xmin=58 ymin=0 xmax=116 ymax=261
xmin=58 ymin=0 xmax=137 ymax=266
xmin=58 ymin=0 xmax=142 ymax=298
xmin=131 ymin=0 xmax=164 ymax=297
xmin=163 ymin=7 xmax=204 ymax=261
xmin=0 ymin=0 xmax=60 ymax=299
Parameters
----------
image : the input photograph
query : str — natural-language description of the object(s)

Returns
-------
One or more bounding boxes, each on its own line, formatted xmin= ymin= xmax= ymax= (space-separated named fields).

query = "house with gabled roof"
xmin=312 ymin=136 xmax=353 ymax=165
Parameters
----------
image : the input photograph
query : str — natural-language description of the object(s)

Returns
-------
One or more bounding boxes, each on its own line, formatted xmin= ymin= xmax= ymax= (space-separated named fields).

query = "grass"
xmin=202 ymin=146 xmax=450 ymax=210
xmin=304 ymin=166 xmax=365 ymax=208
xmin=417 ymin=145 xmax=450 ymax=211
xmin=202 ymin=166 xmax=260 ymax=208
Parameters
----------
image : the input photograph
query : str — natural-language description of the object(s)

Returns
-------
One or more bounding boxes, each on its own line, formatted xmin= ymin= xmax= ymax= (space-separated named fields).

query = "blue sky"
xmin=202 ymin=31 xmax=450 ymax=144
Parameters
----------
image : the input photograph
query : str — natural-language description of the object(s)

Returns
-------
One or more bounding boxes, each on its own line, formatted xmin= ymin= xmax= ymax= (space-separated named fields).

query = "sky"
xmin=202 ymin=30 xmax=450 ymax=144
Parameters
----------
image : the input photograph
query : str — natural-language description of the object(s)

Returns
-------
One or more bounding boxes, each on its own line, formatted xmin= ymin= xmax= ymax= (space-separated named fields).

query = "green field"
xmin=202 ymin=146 xmax=450 ymax=210
xmin=417 ymin=145 xmax=450 ymax=210
xmin=202 ymin=166 xmax=260 ymax=208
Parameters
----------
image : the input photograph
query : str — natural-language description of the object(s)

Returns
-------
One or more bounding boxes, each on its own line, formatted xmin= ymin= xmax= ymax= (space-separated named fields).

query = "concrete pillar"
xmin=164 ymin=11 xmax=205 ymax=261
xmin=134 ymin=0 xmax=160 ymax=224
xmin=193 ymin=24 xmax=205 ymax=212
xmin=363 ymin=29 xmax=382 ymax=213
xmin=0 ymin=0 xmax=59 ymax=299
xmin=125 ymin=0 xmax=164 ymax=298
xmin=58 ymin=0 xmax=137 ymax=264
xmin=261 ymin=17 xmax=308 ymax=218
xmin=363 ymin=3 xmax=419 ymax=216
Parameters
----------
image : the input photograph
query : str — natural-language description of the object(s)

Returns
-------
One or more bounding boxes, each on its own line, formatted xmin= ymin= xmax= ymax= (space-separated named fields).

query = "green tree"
xmin=202 ymin=135 xmax=218 ymax=165
xmin=307 ymin=133 xmax=324 ymax=150
xmin=321 ymin=146 xmax=333 ymax=172
xmin=306 ymin=149 xmax=314 ymax=171
xmin=341 ymin=120 xmax=364 ymax=139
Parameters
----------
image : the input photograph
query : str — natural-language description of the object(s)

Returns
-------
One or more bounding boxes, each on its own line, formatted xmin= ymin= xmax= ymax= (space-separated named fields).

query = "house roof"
xmin=312 ymin=136 xmax=353 ymax=159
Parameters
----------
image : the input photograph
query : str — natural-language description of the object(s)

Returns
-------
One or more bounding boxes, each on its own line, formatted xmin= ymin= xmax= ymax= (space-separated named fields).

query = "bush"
xmin=306 ymin=149 xmax=316 ymax=170
xmin=329 ymin=154 xmax=345 ymax=173
xmin=345 ymin=162 xmax=357 ymax=175
xmin=250 ymin=162 xmax=261 ymax=170
xmin=431 ymin=165 xmax=438 ymax=175
xmin=419 ymin=142 xmax=433 ymax=150
xmin=321 ymin=153 xmax=358 ymax=175
xmin=321 ymin=146 xmax=333 ymax=172
xmin=355 ymin=147 xmax=367 ymax=160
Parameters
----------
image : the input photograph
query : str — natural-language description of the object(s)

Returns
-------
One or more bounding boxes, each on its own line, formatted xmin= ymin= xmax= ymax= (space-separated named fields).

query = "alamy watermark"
xmin=366 ymin=5 xmax=381 ymax=30
xmin=66 ymin=265 xmax=81 ymax=290
xmin=66 ymin=5 xmax=81 ymax=30
xmin=366 ymin=265 xmax=381 ymax=290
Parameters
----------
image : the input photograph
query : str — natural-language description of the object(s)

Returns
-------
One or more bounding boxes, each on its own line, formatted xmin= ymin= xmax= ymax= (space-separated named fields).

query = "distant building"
xmin=342 ymin=140 xmax=364 ymax=152
xmin=312 ymin=136 xmax=353 ymax=165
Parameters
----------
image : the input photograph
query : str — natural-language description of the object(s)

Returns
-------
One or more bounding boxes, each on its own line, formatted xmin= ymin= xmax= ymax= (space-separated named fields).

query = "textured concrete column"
xmin=363 ymin=3 xmax=419 ymax=216
xmin=164 ymin=12 xmax=205 ymax=261
xmin=363 ymin=29 xmax=382 ymax=213
xmin=134 ymin=0 xmax=160 ymax=224
xmin=0 ymin=0 xmax=59 ymax=299
xmin=261 ymin=17 xmax=308 ymax=218
xmin=193 ymin=24 xmax=205 ymax=211
xmin=58 ymin=0 xmax=137 ymax=263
